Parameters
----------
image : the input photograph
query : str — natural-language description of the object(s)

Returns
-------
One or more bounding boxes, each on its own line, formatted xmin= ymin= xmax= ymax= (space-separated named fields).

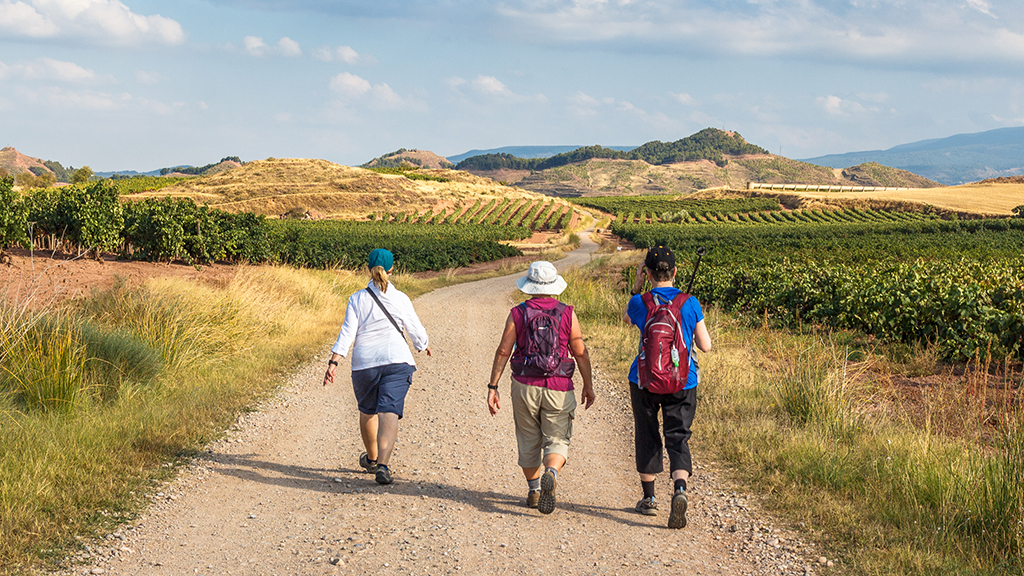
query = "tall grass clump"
xmin=0 ymin=265 xmax=365 ymax=573
xmin=0 ymin=310 xmax=86 ymax=413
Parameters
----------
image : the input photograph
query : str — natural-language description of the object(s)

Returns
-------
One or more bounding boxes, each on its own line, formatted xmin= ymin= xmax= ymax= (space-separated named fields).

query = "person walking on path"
xmin=623 ymin=246 xmax=712 ymax=529
xmin=324 ymin=248 xmax=431 ymax=485
xmin=487 ymin=261 xmax=596 ymax=514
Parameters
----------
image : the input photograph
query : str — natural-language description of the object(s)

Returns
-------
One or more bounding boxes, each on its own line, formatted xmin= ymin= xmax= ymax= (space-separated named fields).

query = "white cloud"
xmin=242 ymin=36 xmax=302 ymax=57
xmin=277 ymin=37 xmax=302 ymax=57
xmin=492 ymin=0 xmax=1024 ymax=68
xmin=966 ymin=0 xmax=996 ymax=17
xmin=243 ymin=36 xmax=268 ymax=56
xmin=312 ymin=45 xmax=374 ymax=64
xmin=817 ymin=95 xmax=875 ymax=117
xmin=466 ymin=75 xmax=546 ymax=103
xmin=819 ymin=95 xmax=846 ymax=116
xmin=327 ymin=72 xmax=423 ymax=112
xmin=472 ymin=75 xmax=510 ymax=96
xmin=670 ymin=92 xmax=698 ymax=106
xmin=0 ymin=0 xmax=184 ymax=46
xmin=445 ymin=76 xmax=467 ymax=89
xmin=330 ymin=72 xmax=372 ymax=97
xmin=0 ymin=57 xmax=95 ymax=82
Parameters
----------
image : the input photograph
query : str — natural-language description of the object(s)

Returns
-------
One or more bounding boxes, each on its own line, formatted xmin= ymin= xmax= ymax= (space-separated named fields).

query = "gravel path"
xmin=66 ymin=232 xmax=832 ymax=576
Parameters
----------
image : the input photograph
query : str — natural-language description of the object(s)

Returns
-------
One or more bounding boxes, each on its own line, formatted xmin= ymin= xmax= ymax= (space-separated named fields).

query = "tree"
xmin=71 ymin=166 xmax=94 ymax=184
xmin=0 ymin=175 xmax=30 ymax=261
xmin=1013 ymin=205 xmax=1023 ymax=218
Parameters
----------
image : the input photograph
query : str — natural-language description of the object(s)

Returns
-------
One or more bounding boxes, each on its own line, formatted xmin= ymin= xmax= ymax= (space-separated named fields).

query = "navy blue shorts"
xmin=351 ymin=363 xmax=417 ymax=418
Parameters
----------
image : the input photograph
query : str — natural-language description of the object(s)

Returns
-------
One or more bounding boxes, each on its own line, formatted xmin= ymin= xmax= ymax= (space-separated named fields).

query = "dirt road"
xmin=69 ymin=232 xmax=825 ymax=576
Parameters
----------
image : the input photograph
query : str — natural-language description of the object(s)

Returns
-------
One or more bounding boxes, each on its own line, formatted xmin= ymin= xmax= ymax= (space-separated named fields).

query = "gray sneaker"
xmin=538 ymin=469 xmax=557 ymax=514
xmin=526 ymin=491 xmax=540 ymax=509
xmin=635 ymin=496 xmax=658 ymax=516
xmin=375 ymin=465 xmax=393 ymax=485
xmin=668 ymin=490 xmax=688 ymax=529
xmin=358 ymin=452 xmax=377 ymax=473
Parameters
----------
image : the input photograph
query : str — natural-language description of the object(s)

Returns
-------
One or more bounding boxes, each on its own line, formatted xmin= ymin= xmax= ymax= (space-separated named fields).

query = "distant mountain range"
xmin=446 ymin=145 xmax=635 ymax=164
xmin=801 ymin=126 xmax=1024 ymax=185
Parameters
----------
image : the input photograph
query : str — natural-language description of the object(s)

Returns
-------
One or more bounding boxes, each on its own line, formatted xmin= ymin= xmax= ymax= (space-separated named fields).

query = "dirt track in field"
xmin=66 ymin=229 xmax=828 ymax=576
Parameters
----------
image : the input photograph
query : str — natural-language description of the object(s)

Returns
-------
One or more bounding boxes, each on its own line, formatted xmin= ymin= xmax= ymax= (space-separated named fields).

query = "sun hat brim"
xmin=516 ymin=273 xmax=568 ymax=295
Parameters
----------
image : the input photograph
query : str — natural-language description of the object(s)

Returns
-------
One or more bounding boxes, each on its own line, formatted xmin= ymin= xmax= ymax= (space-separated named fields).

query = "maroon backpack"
xmin=637 ymin=292 xmax=690 ymax=394
xmin=510 ymin=302 xmax=576 ymax=379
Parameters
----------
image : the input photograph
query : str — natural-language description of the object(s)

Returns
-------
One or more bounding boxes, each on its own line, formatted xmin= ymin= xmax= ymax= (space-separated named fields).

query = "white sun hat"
xmin=516 ymin=261 xmax=568 ymax=295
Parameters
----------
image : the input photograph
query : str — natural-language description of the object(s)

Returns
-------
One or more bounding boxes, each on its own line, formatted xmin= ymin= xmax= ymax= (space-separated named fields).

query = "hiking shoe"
xmin=526 ymin=491 xmax=540 ymax=509
xmin=635 ymin=496 xmax=658 ymax=516
xmin=668 ymin=490 xmax=688 ymax=529
xmin=375 ymin=465 xmax=393 ymax=485
xmin=358 ymin=452 xmax=377 ymax=473
xmin=538 ymin=469 xmax=557 ymax=514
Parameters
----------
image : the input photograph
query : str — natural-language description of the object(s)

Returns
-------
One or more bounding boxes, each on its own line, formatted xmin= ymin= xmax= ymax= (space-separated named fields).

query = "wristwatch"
xmin=328 ymin=360 xmax=338 ymax=367
xmin=487 ymin=384 xmax=498 ymax=390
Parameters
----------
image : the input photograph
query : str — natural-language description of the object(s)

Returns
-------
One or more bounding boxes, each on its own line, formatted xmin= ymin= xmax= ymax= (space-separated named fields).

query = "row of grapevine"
xmin=571 ymin=195 xmax=782 ymax=216
xmin=691 ymin=257 xmax=1024 ymax=362
xmin=614 ymin=205 xmax=937 ymax=226
xmin=614 ymin=216 xmax=1024 ymax=360
xmin=378 ymin=198 xmax=573 ymax=231
xmin=0 ymin=179 xmax=529 ymax=271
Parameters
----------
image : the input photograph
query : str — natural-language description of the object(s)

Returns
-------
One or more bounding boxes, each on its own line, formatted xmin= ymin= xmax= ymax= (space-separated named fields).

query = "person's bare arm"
xmin=323 ymin=352 xmax=342 ymax=386
xmin=487 ymin=314 xmax=517 ymax=416
xmin=693 ymin=319 xmax=712 ymax=353
xmin=568 ymin=311 xmax=595 ymax=409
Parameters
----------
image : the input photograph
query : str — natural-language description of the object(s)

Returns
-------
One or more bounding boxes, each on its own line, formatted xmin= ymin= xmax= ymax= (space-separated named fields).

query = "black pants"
xmin=629 ymin=382 xmax=697 ymax=475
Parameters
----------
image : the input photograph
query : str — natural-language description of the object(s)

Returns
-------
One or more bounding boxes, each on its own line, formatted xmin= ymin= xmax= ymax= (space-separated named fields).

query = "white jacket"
xmin=331 ymin=282 xmax=429 ymax=371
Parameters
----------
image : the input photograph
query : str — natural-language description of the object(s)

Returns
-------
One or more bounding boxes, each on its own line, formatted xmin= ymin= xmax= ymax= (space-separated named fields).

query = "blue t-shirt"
xmin=627 ymin=287 xmax=704 ymax=389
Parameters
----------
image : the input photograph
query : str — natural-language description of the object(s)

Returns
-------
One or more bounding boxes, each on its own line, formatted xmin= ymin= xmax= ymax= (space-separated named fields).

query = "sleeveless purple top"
xmin=510 ymin=297 xmax=575 ymax=391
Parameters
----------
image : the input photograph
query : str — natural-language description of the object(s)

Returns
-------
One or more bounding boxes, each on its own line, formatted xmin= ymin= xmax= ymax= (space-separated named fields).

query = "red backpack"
xmin=637 ymin=292 xmax=690 ymax=394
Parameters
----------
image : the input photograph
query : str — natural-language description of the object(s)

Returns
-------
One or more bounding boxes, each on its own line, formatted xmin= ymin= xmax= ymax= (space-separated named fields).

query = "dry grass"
xmin=123 ymin=157 xmax=556 ymax=220
xmin=774 ymin=182 xmax=1023 ymax=216
xmin=688 ymin=186 xmax=1022 ymax=217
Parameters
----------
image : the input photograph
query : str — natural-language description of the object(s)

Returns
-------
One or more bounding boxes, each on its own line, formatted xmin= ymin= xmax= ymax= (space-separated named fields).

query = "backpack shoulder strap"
xmin=640 ymin=291 xmax=657 ymax=312
xmin=669 ymin=292 xmax=691 ymax=312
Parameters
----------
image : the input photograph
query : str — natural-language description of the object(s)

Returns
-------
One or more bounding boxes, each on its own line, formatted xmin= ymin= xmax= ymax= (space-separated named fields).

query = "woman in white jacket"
xmin=323 ymin=248 xmax=431 ymax=485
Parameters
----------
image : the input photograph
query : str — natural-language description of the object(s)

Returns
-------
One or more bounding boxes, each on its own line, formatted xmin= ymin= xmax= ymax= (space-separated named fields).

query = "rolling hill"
xmin=126 ymin=157 xmax=555 ymax=219
xmin=802 ymin=126 xmax=1024 ymax=185
xmin=453 ymin=129 xmax=941 ymax=197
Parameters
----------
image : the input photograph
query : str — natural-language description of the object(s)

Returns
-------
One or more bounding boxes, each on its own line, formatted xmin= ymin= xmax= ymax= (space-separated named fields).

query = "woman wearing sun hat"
xmin=487 ymin=261 xmax=595 ymax=514
xmin=324 ymin=248 xmax=431 ymax=485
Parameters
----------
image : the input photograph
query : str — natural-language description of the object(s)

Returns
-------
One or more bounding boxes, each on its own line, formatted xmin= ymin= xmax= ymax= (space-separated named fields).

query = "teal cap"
xmin=368 ymin=248 xmax=393 ymax=271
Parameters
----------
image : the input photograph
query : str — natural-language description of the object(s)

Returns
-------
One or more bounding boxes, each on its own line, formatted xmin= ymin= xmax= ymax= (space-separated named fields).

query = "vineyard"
xmin=614 ymin=214 xmax=1024 ymax=360
xmin=373 ymin=197 xmax=573 ymax=230
xmin=0 ymin=178 xmax=530 ymax=272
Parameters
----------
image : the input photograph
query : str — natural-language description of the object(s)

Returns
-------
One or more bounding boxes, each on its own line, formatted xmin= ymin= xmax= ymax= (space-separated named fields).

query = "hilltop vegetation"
xmin=363 ymin=148 xmax=455 ymax=170
xmin=159 ymin=156 xmax=244 ymax=176
xmin=455 ymin=129 xmax=941 ymax=197
xmin=456 ymin=128 xmax=767 ymax=172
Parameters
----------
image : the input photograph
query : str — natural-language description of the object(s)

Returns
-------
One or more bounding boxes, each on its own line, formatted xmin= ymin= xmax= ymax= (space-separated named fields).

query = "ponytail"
xmin=370 ymin=265 xmax=389 ymax=293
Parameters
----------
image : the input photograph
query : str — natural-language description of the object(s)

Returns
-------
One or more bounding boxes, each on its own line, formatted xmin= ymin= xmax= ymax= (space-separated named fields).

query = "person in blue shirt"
xmin=622 ymin=246 xmax=712 ymax=529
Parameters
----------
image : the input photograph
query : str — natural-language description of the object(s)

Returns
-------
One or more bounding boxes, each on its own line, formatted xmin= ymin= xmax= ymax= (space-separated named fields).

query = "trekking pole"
xmin=685 ymin=247 xmax=708 ymax=294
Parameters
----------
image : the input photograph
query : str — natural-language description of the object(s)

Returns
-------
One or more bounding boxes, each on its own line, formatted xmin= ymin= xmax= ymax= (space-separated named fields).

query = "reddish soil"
xmin=0 ymin=248 xmax=238 ymax=309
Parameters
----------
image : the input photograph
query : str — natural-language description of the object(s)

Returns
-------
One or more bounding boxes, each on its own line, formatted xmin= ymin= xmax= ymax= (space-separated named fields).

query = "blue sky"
xmin=2 ymin=0 xmax=1023 ymax=171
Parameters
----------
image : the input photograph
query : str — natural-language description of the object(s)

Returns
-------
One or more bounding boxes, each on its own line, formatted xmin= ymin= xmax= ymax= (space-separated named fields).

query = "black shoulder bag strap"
xmin=366 ymin=288 xmax=407 ymax=341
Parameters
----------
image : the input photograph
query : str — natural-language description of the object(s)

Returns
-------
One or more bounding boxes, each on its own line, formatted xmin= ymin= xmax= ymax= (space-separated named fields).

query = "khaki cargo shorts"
xmin=510 ymin=379 xmax=577 ymax=468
